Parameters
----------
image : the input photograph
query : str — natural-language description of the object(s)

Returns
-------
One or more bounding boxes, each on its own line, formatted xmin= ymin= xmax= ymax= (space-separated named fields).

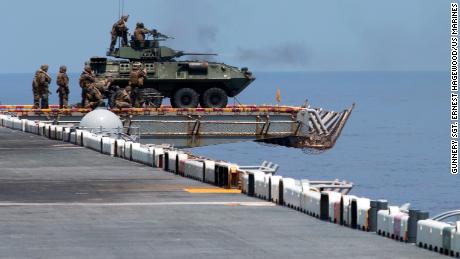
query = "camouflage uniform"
xmin=129 ymin=62 xmax=146 ymax=107
xmin=35 ymin=64 xmax=52 ymax=109
xmin=133 ymin=22 xmax=151 ymax=48
xmin=32 ymin=71 xmax=40 ymax=108
xmin=84 ymin=84 xmax=104 ymax=109
xmin=110 ymin=15 xmax=129 ymax=51
xmin=56 ymin=65 xmax=70 ymax=108
xmin=79 ymin=66 xmax=95 ymax=107
xmin=114 ymin=88 xmax=132 ymax=109
xmin=94 ymin=76 xmax=113 ymax=95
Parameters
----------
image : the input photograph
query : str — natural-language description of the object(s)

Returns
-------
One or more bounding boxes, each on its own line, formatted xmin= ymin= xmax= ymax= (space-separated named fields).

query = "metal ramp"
xmin=1 ymin=103 xmax=354 ymax=150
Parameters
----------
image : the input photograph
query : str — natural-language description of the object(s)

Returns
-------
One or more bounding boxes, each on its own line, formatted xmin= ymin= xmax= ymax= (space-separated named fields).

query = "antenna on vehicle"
xmin=118 ymin=0 xmax=121 ymax=18
xmin=116 ymin=0 xmax=126 ymax=49
xmin=121 ymin=0 xmax=125 ymax=17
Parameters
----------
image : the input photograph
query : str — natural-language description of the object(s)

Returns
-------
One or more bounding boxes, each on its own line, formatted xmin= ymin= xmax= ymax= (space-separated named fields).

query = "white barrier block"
xmin=21 ymin=119 xmax=26 ymax=131
xmin=326 ymin=191 xmax=342 ymax=223
xmin=132 ymin=144 xmax=152 ymax=165
xmin=241 ymin=172 xmax=249 ymax=194
xmin=204 ymin=160 xmax=216 ymax=183
xmin=377 ymin=206 xmax=409 ymax=241
xmin=70 ymin=131 xmax=76 ymax=143
xmin=301 ymin=189 xmax=321 ymax=217
xmin=184 ymin=160 xmax=204 ymax=180
xmin=12 ymin=118 xmax=22 ymax=130
xmin=131 ymin=143 xmax=144 ymax=162
xmin=75 ymin=129 xmax=84 ymax=145
xmin=453 ymin=222 xmax=460 ymax=256
xmin=253 ymin=171 xmax=269 ymax=200
xmin=102 ymin=137 xmax=116 ymax=156
xmin=417 ymin=219 xmax=446 ymax=252
xmin=49 ymin=125 xmax=56 ymax=139
xmin=153 ymin=148 xmax=164 ymax=167
xmin=166 ymin=150 xmax=178 ymax=172
xmin=356 ymin=198 xmax=371 ymax=230
xmin=283 ymin=178 xmax=302 ymax=209
xmin=145 ymin=147 xmax=155 ymax=166
xmin=115 ymin=139 xmax=126 ymax=158
xmin=177 ymin=153 xmax=189 ymax=175
xmin=123 ymin=141 xmax=134 ymax=160
xmin=270 ymin=175 xmax=283 ymax=203
xmin=55 ymin=126 xmax=64 ymax=140
xmin=25 ymin=120 xmax=39 ymax=134
xmin=43 ymin=124 xmax=50 ymax=137
xmin=342 ymin=195 xmax=358 ymax=226
xmin=4 ymin=117 xmax=14 ymax=129
xmin=63 ymin=128 xmax=71 ymax=142
xmin=377 ymin=208 xmax=393 ymax=237
xmin=84 ymin=133 xmax=102 ymax=152
xmin=7 ymin=118 xmax=15 ymax=129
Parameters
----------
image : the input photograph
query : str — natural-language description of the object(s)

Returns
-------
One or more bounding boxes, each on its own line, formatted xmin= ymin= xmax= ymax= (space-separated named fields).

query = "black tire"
xmin=200 ymin=88 xmax=228 ymax=108
xmin=172 ymin=88 xmax=199 ymax=108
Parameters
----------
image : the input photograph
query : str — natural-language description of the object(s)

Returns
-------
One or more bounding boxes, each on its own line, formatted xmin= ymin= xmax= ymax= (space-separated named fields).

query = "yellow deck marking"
xmin=184 ymin=188 xmax=241 ymax=194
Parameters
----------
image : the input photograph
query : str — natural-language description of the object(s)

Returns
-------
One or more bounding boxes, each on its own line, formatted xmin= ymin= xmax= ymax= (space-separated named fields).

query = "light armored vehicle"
xmin=88 ymin=32 xmax=255 ymax=108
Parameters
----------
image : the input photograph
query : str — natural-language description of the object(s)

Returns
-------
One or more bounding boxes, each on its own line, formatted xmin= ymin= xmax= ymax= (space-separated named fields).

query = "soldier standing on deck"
xmin=32 ymin=71 xmax=40 ymax=108
xmin=34 ymin=64 xmax=52 ymax=109
xmin=56 ymin=65 xmax=69 ymax=108
xmin=79 ymin=65 xmax=95 ymax=107
xmin=129 ymin=62 xmax=147 ymax=107
xmin=110 ymin=15 xmax=129 ymax=52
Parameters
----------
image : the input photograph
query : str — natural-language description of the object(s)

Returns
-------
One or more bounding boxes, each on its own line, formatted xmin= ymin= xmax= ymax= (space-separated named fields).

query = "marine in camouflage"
xmin=56 ymin=65 xmax=69 ymax=108
xmin=129 ymin=62 xmax=146 ymax=107
xmin=84 ymin=83 xmax=104 ymax=109
xmin=110 ymin=15 xmax=129 ymax=51
xmin=133 ymin=22 xmax=151 ymax=48
xmin=113 ymin=86 xmax=132 ymax=109
xmin=79 ymin=65 xmax=95 ymax=107
xmin=35 ymin=64 xmax=52 ymax=109
xmin=32 ymin=71 xmax=40 ymax=108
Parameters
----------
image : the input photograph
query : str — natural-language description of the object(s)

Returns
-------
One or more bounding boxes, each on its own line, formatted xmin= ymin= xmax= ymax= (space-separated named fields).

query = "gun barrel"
xmin=182 ymin=53 xmax=218 ymax=56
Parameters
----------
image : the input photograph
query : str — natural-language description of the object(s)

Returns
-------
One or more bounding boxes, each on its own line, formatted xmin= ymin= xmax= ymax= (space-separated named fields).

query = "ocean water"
xmin=0 ymin=71 xmax=457 ymax=215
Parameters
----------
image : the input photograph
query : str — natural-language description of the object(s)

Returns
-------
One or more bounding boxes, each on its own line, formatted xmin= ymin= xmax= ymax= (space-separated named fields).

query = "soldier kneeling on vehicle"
xmin=111 ymin=85 xmax=132 ymax=109
xmin=84 ymin=82 xmax=104 ymax=110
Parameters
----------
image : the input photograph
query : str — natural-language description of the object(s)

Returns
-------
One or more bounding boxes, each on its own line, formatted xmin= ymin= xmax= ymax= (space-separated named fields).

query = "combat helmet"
xmin=132 ymin=62 xmax=142 ymax=70
xmin=40 ymin=64 xmax=49 ymax=72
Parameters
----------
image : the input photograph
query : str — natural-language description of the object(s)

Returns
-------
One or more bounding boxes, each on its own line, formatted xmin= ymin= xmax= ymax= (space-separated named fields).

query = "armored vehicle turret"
xmin=89 ymin=32 xmax=255 ymax=108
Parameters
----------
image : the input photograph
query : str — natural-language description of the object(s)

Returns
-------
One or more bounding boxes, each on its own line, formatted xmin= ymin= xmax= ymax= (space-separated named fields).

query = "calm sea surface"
xmin=0 ymin=71 xmax=457 ymax=215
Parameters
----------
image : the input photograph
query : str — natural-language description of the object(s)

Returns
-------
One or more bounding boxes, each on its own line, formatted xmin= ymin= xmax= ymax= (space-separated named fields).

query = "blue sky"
xmin=0 ymin=0 xmax=450 ymax=73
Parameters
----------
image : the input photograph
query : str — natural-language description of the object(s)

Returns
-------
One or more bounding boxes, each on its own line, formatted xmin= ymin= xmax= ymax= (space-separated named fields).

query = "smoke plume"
xmin=236 ymin=42 xmax=310 ymax=68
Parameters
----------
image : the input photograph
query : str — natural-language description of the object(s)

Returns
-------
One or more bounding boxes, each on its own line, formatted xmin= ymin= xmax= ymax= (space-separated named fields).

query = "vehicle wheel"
xmin=172 ymin=88 xmax=199 ymax=108
xmin=200 ymin=88 xmax=228 ymax=108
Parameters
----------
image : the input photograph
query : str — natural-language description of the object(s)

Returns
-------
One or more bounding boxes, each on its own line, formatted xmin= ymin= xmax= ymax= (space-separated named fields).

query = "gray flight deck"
xmin=0 ymin=127 xmax=443 ymax=258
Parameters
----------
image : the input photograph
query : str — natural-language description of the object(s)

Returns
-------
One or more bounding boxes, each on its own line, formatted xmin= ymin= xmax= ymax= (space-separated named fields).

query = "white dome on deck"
xmin=79 ymin=108 xmax=123 ymax=133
